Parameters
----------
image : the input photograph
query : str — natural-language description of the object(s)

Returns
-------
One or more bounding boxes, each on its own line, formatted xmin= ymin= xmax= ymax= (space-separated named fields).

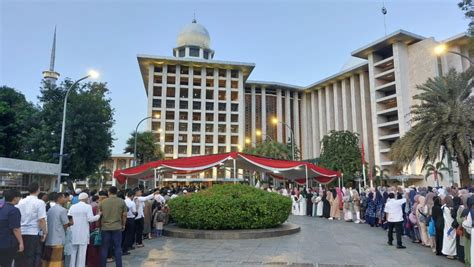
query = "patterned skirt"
xmin=41 ymin=245 xmax=64 ymax=267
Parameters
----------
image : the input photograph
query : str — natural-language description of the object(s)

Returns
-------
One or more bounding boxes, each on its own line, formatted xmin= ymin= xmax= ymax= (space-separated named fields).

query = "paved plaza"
xmin=113 ymin=215 xmax=463 ymax=267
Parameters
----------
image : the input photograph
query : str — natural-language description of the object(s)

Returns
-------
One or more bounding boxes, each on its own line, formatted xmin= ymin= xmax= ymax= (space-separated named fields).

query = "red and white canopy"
xmin=113 ymin=152 xmax=340 ymax=185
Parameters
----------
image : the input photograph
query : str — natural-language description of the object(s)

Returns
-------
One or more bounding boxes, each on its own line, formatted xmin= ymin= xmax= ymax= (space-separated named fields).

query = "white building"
xmin=137 ymin=20 xmax=472 ymax=185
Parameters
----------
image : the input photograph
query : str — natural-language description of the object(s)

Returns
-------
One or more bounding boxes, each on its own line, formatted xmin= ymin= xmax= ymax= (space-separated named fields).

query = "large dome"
xmin=176 ymin=20 xmax=211 ymax=49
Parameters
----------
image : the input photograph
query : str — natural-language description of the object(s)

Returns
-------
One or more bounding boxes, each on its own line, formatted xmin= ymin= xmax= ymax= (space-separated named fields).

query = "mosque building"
xmin=136 ymin=19 xmax=471 ymax=185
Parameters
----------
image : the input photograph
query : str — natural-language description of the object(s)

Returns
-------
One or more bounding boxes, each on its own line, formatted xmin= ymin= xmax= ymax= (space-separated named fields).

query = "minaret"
xmin=42 ymin=26 xmax=60 ymax=84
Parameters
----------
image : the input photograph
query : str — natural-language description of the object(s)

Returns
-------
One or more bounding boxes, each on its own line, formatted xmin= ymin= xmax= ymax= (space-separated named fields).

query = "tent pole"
xmin=305 ymin=165 xmax=309 ymax=189
xmin=125 ymin=178 xmax=128 ymax=189
xmin=154 ymin=169 xmax=157 ymax=189
xmin=233 ymin=159 xmax=237 ymax=184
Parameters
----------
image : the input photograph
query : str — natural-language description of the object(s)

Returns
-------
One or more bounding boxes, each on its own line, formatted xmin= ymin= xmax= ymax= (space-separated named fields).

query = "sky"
xmin=0 ymin=0 xmax=469 ymax=154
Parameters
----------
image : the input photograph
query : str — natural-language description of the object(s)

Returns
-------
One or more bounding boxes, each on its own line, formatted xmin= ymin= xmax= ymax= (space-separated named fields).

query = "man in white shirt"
xmin=384 ymin=192 xmax=406 ymax=249
xmin=16 ymin=182 xmax=47 ymax=267
xmin=133 ymin=188 xmax=156 ymax=247
xmin=68 ymin=193 xmax=100 ymax=267
xmin=122 ymin=190 xmax=137 ymax=255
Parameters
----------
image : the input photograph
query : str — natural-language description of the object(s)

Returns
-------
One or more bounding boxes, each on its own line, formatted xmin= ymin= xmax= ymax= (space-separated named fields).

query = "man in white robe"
xmin=68 ymin=193 xmax=100 ymax=267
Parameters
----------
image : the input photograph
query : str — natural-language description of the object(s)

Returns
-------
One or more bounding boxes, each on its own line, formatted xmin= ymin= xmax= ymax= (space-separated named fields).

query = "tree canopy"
xmin=242 ymin=140 xmax=293 ymax=160
xmin=124 ymin=131 xmax=164 ymax=165
xmin=390 ymin=69 xmax=474 ymax=186
xmin=0 ymin=86 xmax=39 ymax=158
xmin=319 ymin=130 xmax=362 ymax=180
xmin=26 ymin=80 xmax=115 ymax=190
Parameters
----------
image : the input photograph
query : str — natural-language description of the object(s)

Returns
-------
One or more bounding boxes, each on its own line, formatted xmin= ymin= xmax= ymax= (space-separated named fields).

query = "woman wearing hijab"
xmin=366 ymin=191 xmax=377 ymax=227
xmin=461 ymin=195 xmax=474 ymax=266
xmin=442 ymin=196 xmax=457 ymax=259
xmin=409 ymin=195 xmax=421 ymax=243
xmin=425 ymin=191 xmax=436 ymax=252
xmin=451 ymin=196 xmax=463 ymax=263
xmin=322 ymin=191 xmax=331 ymax=219
xmin=416 ymin=195 xmax=431 ymax=247
xmin=375 ymin=190 xmax=384 ymax=227
xmin=329 ymin=189 xmax=341 ymax=220
xmin=432 ymin=196 xmax=445 ymax=256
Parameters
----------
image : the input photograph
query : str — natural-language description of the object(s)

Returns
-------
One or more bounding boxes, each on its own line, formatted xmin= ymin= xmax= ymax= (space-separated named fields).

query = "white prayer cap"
xmin=75 ymin=188 xmax=82 ymax=194
xmin=78 ymin=192 xmax=89 ymax=200
xmin=183 ymin=190 xmax=188 ymax=194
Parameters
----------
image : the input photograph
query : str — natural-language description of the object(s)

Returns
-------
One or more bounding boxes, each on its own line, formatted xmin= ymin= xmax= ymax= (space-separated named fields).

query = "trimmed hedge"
xmin=168 ymin=184 xmax=292 ymax=230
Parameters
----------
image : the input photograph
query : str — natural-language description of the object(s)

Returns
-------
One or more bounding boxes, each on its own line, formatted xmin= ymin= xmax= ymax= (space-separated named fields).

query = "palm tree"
xmin=373 ymin=165 xmax=389 ymax=186
xmin=124 ymin=131 xmax=164 ymax=165
xmin=243 ymin=140 xmax=292 ymax=160
xmin=424 ymin=161 xmax=449 ymax=188
xmin=390 ymin=69 xmax=474 ymax=187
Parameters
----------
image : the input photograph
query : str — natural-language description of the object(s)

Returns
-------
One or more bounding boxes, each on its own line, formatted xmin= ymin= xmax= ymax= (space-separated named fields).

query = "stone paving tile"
xmin=112 ymin=216 xmax=464 ymax=267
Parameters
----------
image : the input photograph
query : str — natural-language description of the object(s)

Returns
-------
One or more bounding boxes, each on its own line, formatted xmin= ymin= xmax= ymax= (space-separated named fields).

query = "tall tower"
xmin=42 ymin=26 xmax=60 ymax=84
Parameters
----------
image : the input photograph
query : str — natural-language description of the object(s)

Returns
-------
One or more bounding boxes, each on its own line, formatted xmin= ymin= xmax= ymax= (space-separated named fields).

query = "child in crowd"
xmin=153 ymin=205 xmax=166 ymax=237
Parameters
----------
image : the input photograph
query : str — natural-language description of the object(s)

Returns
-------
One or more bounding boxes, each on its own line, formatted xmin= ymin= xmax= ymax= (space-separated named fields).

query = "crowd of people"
xmin=275 ymin=184 xmax=473 ymax=265
xmin=0 ymin=182 xmax=195 ymax=267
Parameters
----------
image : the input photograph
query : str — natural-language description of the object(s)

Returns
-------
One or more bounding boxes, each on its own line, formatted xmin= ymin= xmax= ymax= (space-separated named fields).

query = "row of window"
xmin=152 ymin=113 xmax=239 ymax=122
xmin=153 ymin=87 xmax=239 ymax=100
xmin=161 ymin=134 xmax=239 ymax=144
xmin=153 ymin=76 xmax=239 ymax=89
xmin=155 ymin=66 xmax=239 ymax=78
xmin=152 ymin=99 xmax=239 ymax=111
xmin=164 ymin=145 xmax=239 ymax=155
xmin=153 ymin=122 xmax=240 ymax=133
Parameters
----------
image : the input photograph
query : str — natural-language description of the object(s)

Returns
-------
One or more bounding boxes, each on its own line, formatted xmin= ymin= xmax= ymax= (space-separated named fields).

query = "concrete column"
xmin=367 ymin=54 xmax=380 ymax=167
xmin=293 ymin=92 xmax=300 ymax=155
xmin=261 ymin=87 xmax=267 ymax=140
xmin=251 ymin=85 xmax=256 ymax=143
xmin=213 ymin=68 xmax=219 ymax=154
xmin=112 ymin=159 xmax=117 ymax=186
xmin=318 ymin=89 xmax=326 ymax=138
xmin=238 ymin=70 xmax=245 ymax=150
xmin=172 ymin=65 xmax=182 ymax=158
xmin=341 ymin=79 xmax=352 ymax=131
xmin=147 ymin=65 xmax=154 ymax=131
xmin=226 ymin=69 xmax=232 ymax=152
xmin=160 ymin=65 xmax=168 ymax=151
xmin=200 ymin=67 xmax=206 ymax=155
xmin=301 ymin=92 xmax=309 ymax=159
xmin=276 ymin=88 xmax=283 ymax=143
xmin=325 ymin=86 xmax=332 ymax=131
xmin=333 ymin=82 xmax=341 ymax=130
xmin=311 ymin=91 xmax=320 ymax=157
xmin=285 ymin=91 xmax=292 ymax=143
xmin=350 ymin=75 xmax=362 ymax=135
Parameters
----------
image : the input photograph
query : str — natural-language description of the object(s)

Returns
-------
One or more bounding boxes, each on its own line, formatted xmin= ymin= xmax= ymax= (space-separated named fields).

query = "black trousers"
xmin=435 ymin=228 xmax=444 ymax=255
xmin=387 ymin=221 xmax=403 ymax=246
xmin=134 ymin=218 xmax=144 ymax=245
xmin=16 ymin=235 xmax=41 ymax=267
xmin=122 ymin=218 xmax=135 ymax=252
xmin=0 ymin=247 xmax=17 ymax=267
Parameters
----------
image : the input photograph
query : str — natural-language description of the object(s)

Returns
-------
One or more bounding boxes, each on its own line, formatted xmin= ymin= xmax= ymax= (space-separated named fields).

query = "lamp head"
xmin=245 ymin=138 xmax=251 ymax=144
xmin=87 ymin=69 xmax=100 ymax=79
xmin=271 ymin=117 xmax=279 ymax=125
xmin=256 ymin=130 xmax=262 ymax=136
xmin=434 ymin=44 xmax=447 ymax=56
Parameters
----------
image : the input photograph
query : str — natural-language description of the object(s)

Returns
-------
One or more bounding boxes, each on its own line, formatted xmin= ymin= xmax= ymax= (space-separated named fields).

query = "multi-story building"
xmin=137 ymin=20 xmax=472 ymax=185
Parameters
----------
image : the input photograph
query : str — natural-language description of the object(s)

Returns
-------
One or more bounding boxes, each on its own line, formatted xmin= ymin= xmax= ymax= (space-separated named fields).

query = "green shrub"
xmin=168 ymin=184 xmax=292 ymax=230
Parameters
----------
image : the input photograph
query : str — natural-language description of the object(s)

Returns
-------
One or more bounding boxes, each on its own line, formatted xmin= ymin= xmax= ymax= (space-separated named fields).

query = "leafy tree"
xmin=243 ymin=140 xmax=292 ymax=160
xmin=390 ymin=69 xmax=474 ymax=187
xmin=285 ymin=137 xmax=301 ymax=160
xmin=0 ymin=86 xmax=39 ymax=158
xmin=424 ymin=161 xmax=450 ymax=187
xmin=458 ymin=1 xmax=474 ymax=58
xmin=28 ymin=80 xmax=115 ymax=191
xmin=319 ymin=130 xmax=362 ymax=182
xmin=87 ymin=165 xmax=111 ymax=190
xmin=124 ymin=131 xmax=164 ymax=165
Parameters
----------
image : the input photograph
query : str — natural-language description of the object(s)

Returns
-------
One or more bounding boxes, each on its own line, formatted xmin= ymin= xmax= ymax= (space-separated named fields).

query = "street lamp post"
xmin=56 ymin=70 xmax=99 ymax=192
xmin=271 ymin=118 xmax=295 ymax=160
xmin=133 ymin=115 xmax=160 ymax=167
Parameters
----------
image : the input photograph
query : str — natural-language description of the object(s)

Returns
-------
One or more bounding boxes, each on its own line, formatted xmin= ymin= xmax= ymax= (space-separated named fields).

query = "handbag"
xmin=428 ymin=218 xmax=436 ymax=237
xmin=90 ymin=229 xmax=102 ymax=246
